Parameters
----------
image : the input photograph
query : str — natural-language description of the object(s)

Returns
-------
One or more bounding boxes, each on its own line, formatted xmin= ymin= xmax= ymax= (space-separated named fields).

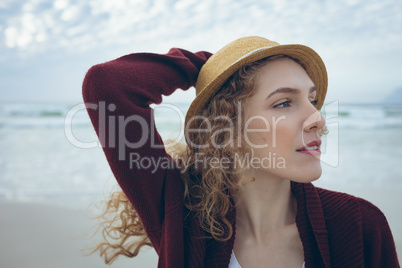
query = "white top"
xmin=229 ymin=250 xmax=305 ymax=268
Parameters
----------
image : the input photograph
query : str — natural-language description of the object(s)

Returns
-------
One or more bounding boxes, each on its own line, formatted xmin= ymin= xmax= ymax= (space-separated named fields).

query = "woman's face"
xmin=242 ymin=58 xmax=325 ymax=183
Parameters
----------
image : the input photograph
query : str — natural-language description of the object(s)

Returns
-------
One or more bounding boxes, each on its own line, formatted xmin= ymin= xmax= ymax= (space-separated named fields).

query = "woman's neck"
xmin=233 ymin=175 xmax=297 ymax=244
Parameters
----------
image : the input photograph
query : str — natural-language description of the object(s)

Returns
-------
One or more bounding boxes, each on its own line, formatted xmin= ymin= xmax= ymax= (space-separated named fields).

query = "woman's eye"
xmin=274 ymin=100 xmax=291 ymax=108
xmin=311 ymin=100 xmax=318 ymax=106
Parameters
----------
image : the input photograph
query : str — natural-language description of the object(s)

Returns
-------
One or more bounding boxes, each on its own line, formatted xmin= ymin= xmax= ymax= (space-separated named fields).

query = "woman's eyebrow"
xmin=266 ymin=86 xmax=317 ymax=100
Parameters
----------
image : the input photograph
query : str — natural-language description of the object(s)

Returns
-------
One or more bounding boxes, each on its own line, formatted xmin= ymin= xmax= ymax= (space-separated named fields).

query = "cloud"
xmin=0 ymin=0 xmax=401 ymax=102
xmin=1 ymin=0 xmax=401 ymax=57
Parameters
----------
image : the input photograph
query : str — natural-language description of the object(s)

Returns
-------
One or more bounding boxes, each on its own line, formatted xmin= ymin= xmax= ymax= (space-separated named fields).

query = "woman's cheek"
xmin=244 ymin=117 xmax=273 ymax=147
xmin=271 ymin=122 xmax=296 ymax=152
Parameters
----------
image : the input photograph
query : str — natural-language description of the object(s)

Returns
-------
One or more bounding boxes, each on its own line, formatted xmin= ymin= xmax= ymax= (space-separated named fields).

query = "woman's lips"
xmin=297 ymin=140 xmax=321 ymax=156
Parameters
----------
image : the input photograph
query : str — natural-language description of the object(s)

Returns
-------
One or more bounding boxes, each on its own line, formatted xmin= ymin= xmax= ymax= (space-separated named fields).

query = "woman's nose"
xmin=303 ymin=109 xmax=326 ymax=133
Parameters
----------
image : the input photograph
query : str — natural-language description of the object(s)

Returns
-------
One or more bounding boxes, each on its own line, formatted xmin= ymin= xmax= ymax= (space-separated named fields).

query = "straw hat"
xmin=184 ymin=36 xmax=327 ymax=131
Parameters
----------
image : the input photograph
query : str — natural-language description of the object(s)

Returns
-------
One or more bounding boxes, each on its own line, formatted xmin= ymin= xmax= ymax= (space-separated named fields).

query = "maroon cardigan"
xmin=82 ymin=48 xmax=400 ymax=267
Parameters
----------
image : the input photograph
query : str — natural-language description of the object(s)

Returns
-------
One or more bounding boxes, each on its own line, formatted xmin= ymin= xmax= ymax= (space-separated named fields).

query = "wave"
xmin=1 ymin=102 xmax=402 ymax=129
xmin=0 ymin=103 xmax=73 ymax=118
xmin=336 ymin=118 xmax=402 ymax=129
xmin=0 ymin=118 xmax=92 ymax=129
xmin=0 ymin=189 xmax=105 ymax=200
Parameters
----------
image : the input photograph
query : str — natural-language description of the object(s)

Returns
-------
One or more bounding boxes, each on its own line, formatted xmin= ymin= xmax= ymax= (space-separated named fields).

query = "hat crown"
xmin=195 ymin=36 xmax=279 ymax=95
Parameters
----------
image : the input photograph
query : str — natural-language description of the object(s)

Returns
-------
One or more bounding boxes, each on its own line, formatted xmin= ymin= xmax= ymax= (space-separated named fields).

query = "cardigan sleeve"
xmin=358 ymin=200 xmax=400 ymax=268
xmin=82 ymin=48 xmax=212 ymax=248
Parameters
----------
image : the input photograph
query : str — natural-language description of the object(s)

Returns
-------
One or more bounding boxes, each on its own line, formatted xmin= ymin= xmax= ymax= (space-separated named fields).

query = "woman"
xmin=82 ymin=36 xmax=399 ymax=267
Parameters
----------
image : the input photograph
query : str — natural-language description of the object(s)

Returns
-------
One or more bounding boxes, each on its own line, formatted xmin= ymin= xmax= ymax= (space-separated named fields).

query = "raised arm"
xmin=82 ymin=48 xmax=211 ymax=247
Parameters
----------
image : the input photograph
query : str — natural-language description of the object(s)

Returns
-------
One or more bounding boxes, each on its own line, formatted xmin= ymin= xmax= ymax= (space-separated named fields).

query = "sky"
xmin=0 ymin=0 xmax=401 ymax=104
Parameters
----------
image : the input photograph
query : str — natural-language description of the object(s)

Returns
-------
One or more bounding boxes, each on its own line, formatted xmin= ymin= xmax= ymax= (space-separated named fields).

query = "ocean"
xmin=1 ymin=101 xmax=402 ymax=207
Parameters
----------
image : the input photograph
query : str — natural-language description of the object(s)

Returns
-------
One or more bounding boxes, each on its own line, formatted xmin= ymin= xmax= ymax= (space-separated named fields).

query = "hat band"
xmin=232 ymin=46 xmax=274 ymax=66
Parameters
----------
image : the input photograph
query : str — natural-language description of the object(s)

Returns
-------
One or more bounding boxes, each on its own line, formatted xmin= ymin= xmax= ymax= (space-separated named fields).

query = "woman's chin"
xmin=291 ymin=168 xmax=322 ymax=183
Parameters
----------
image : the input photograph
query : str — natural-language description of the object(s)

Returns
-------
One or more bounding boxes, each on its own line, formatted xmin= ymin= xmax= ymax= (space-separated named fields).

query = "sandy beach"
xmin=0 ymin=187 xmax=401 ymax=268
xmin=0 ymin=195 xmax=159 ymax=268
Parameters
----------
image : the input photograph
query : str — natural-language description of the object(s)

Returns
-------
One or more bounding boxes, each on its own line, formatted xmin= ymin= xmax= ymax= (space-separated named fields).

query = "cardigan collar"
xmin=292 ymin=182 xmax=331 ymax=267
xmin=204 ymin=181 xmax=331 ymax=267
